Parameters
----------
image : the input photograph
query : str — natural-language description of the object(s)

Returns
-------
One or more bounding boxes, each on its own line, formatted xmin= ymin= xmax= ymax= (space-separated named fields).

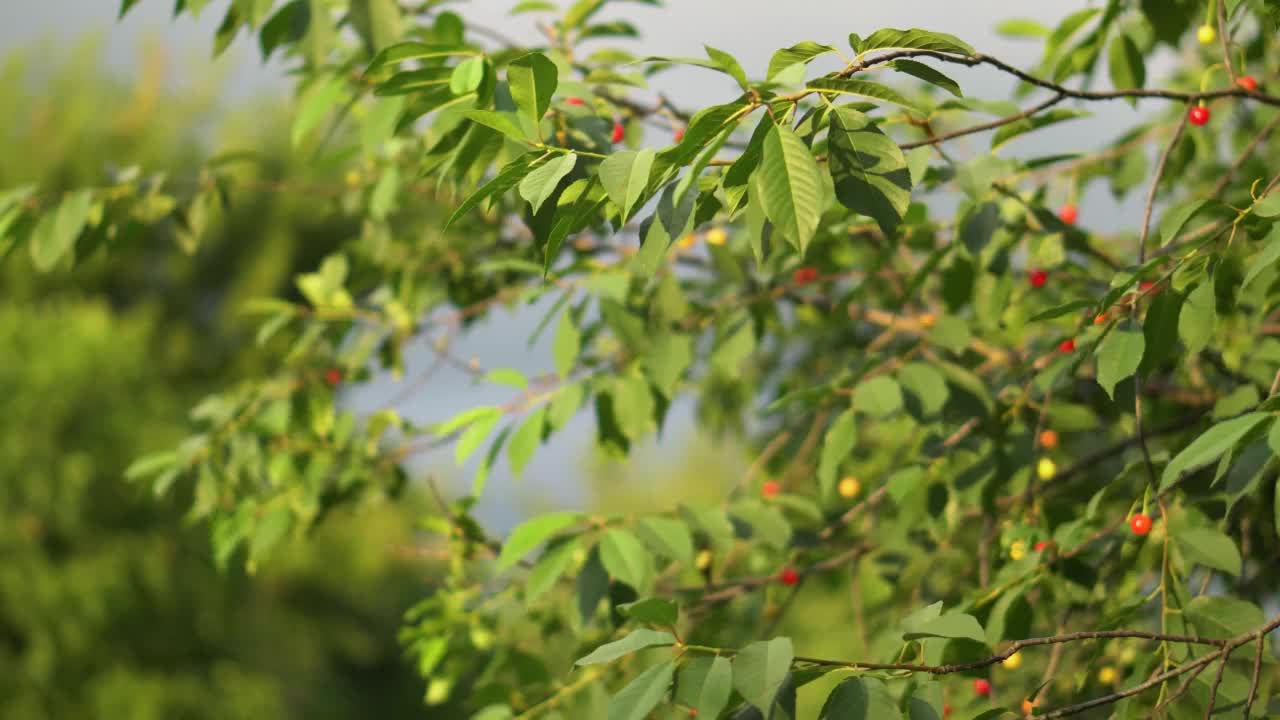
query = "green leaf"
xmin=853 ymin=376 xmax=904 ymax=417
xmin=730 ymin=501 xmax=792 ymax=549
xmin=635 ymin=516 xmax=694 ymax=567
xmin=553 ymin=309 xmax=581 ymax=379
xmin=1160 ymin=412 xmax=1272 ymax=491
xmin=30 ymin=189 xmax=93 ymax=271
xmin=611 ymin=372 xmax=656 ymax=441
xmin=608 ymin=661 xmax=675 ymax=720
xmin=897 ymin=363 xmax=949 ymax=415
xmin=733 ymin=637 xmax=794 ymax=711
xmin=1141 ymin=290 xmax=1183 ymax=373
xmin=1243 ymin=225 xmax=1280 ymax=288
xmin=125 ymin=451 xmax=179 ymax=482
xmin=350 ymin=0 xmax=400 ymax=51
xmin=889 ymin=59 xmax=962 ymax=96
xmin=498 ymin=512 xmax=580 ymax=570
xmin=859 ymin=28 xmax=976 ymax=55
xmin=1253 ymin=192 xmax=1280 ymax=218
xmin=598 ymin=149 xmax=655 ymax=222
xmin=644 ymin=333 xmax=693 ymax=398
xmin=902 ymin=612 xmax=987 ymax=644
xmin=820 ymin=677 xmax=904 ymax=720
xmin=371 ymin=67 xmax=453 ymax=96
xmin=990 ymin=109 xmax=1089 ymax=150
xmin=445 ymin=151 xmax=539 ymax=228
xmin=618 ymin=597 xmax=678 ymax=626
xmin=996 ymin=19 xmax=1050 ymax=38
xmin=818 ymin=408 xmax=858 ymax=497
xmin=1158 ymin=198 xmax=1209 ymax=247
xmin=807 ymin=78 xmax=926 ymax=114
xmin=507 ymin=406 xmax=546 ymax=477
xmin=292 ymin=75 xmax=346 ymax=148
xmin=576 ymin=628 xmax=676 ymax=666
xmin=250 ymin=505 xmax=294 ymax=561
xmin=518 ymin=153 xmax=577 ymax=213
xmin=1175 ymin=527 xmax=1242 ymax=576
xmin=698 ymin=45 xmax=748 ymax=89
xmin=1185 ymin=596 xmax=1264 ymax=639
xmin=525 ymin=538 xmax=578 ymax=605
xmin=1178 ymin=281 xmax=1216 ymax=354
xmin=450 ymin=55 xmax=488 ymax=95
xmin=463 ymin=109 xmax=530 ymax=141
xmin=1095 ymin=329 xmax=1144 ymax=400
xmin=484 ymin=368 xmax=528 ymax=389
xmin=1030 ymin=299 xmax=1093 ymax=322
xmin=691 ymin=656 xmax=733 ymax=719
xmin=599 ymin=527 xmax=651 ymax=589
xmin=759 ymin=124 xmax=824 ymax=254
xmin=563 ymin=0 xmax=604 ymax=29
xmin=828 ymin=106 xmax=912 ymax=237
xmin=455 ymin=409 xmax=502 ymax=465
xmin=768 ymin=41 xmax=836 ymax=80
xmin=1107 ymin=31 xmax=1145 ymax=90
xmin=364 ymin=41 xmax=475 ymax=74
xmin=508 ymin=52 xmax=558 ymax=133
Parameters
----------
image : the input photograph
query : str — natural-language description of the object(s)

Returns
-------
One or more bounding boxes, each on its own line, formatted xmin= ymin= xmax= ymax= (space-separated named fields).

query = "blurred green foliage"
xmin=0 ymin=36 xmax=439 ymax=719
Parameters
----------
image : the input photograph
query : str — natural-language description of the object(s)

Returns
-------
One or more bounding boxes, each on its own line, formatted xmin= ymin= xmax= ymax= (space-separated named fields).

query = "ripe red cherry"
xmin=1058 ymin=203 xmax=1078 ymax=225
xmin=324 ymin=368 xmax=343 ymax=386
xmin=1188 ymin=106 xmax=1210 ymax=126
xmin=673 ymin=127 xmax=685 ymax=143
xmin=779 ymin=567 xmax=800 ymax=586
xmin=611 ymin=120 xmax=625 ymax=143
xmin=1034 ymin=541 xmax=1049 ymax=552
xmin=566 ymin=96 xmax=585 ymax=106
xmin=793 ymin=266 xmax=819 ymax=285
xmin=943 ymin=704 xmax=952 ymax=719
xmin=1129 ymin=514 xmax=1153 ymax=536
xmin=1058 ymin=339 xmax=1076 ymax=354
xmin=974 ymin=678 xmax=992 ymax=697
xmin=762 ymin=480 xmax=781 ymax=498
xmin=1028 ymin=269 xmax=1048 ymax=288
xmin=1238 ymin=76 xmax=1258 ymax=92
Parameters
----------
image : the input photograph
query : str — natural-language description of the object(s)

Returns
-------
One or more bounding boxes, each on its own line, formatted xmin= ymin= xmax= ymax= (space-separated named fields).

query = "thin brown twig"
xmin=1133 ymin=107 xmax=1191 ymax=487
xmin=1242 ymin=633 xmax=1266 ymax=719
xmin=1203 ymin=645 xmax=1235 ymax=719
xmin=901 ymin=93 xmax=1067 ymax=150
xmin=1217 ymin=0 xmax=1238 ymax=84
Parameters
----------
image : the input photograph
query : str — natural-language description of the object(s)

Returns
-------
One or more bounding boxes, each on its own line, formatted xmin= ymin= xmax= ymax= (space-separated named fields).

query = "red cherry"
xmin=673 ymin=127 xmax=685 ymax=143
xmin=688 ymin=710 xmax=698 ymax=718
xmin=762 ymin=480 xmax=781 ymax=498
xmin=324 ymin=368 xmax=343 ymax=387
xmin=1058 ymin=339 xmax=1076 ymax=354
xmin=1034 ymin=541 xmax=1049 ymax=552
xmin=943 ymin=704 xmax=952 ymax=719
xmin=1129 ymin=514 xmax=1152 ymax=536
xmin=566 ymin=96 xmax=585 ymax=106
xmin=1238 ymin=76 xmax=1258 ymax=92
xmin=1058 ymin=203 xmax=1078 ymax=225
xmin=1188 ymin=106 xmax=1210 ymax=126
xmin=1028 ymin=269 xmax=1048 ymax=288
xmin=778 ymin=567 xmax=800 ymax=586
xmin=611 ymin=120 xmax=625 ymax=143
xmin=974 ymin=678 xmax=992 ymax=697
xmin=793 ymin=266 xmax=819 ymax=285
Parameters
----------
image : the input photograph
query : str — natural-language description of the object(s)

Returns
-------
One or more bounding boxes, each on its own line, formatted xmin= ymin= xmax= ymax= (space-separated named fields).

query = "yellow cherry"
xmin=1002 ymin=650 xmax=1023 ymax=670
xmin=705 ymin=227 xmax=728 ymax=246
xmin=1036 ymin=457 xmax=1057 ymax=481
xmin=344 ymin=169 xmax=362 ymax=187
xmin=695 ymin=549 xmax=713 ymax=570
xmin=1098 ymin=666 xmax=1118 ymax=684
xmin=1197 ymin=24 xmax=1216 ymax=44
xmin=838 ymin=475 xmax=861 ymax=499
xmin=678 ymin=233 xmax=697 ymax=249
xmin=1009 ymin=541 xmax=1028 ymax=562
